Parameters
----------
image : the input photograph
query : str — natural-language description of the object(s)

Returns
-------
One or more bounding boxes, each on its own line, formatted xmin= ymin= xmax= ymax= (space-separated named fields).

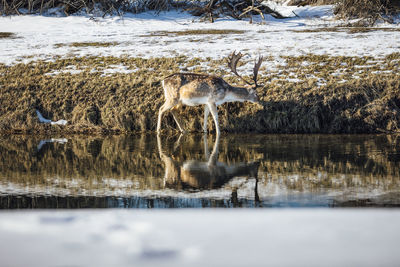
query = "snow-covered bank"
xmin=0 ymin=209 xmax=399 ymax=266
xmin=1 ymin=5 xmax=399 ymax=66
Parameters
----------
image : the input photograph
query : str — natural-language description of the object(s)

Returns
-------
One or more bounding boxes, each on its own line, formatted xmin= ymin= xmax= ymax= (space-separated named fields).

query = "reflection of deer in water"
xmin=157 ymin=134 xmax=261 ymax=206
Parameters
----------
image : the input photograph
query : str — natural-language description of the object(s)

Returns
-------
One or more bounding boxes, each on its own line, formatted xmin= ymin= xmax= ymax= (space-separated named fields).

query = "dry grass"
xmin=0 ymin=0 xmax=178 ymax=16
xmin=287 ymin=0 xmax=337 ymax=6
xmin=0 ymin=54 xmax=399 ymax=134
xmin=293 ymin=27 xmax=400 ymax=33
xmin=0 ymin=32 xmax=17 ymax=39
xmin=55 ymin=42 xmax=119 ymax=48
xmin=334 ymin=0 xmax=400 ymax=26
xmin=141 ymin=29 xmax=246 ymax=37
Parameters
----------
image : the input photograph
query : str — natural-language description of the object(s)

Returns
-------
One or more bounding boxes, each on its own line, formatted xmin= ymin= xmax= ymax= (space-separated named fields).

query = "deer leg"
xmin=208 ymin=132 xmax=220 ymax=167
xmin=157 ymin=102 xmax=174 ymax=133
xmin=170 ymin=109 xmax=186 ymax=133
xmin=207 ymin=102 xmax=220 ymax=136
xmin=173 ymin=133 xmax=184 ymax=152
xmin=157 ymin=133 xmax=179 ymax=188
xmin=203 ymin=105 xmax=210 ymax=133
xmin=203 ymin=133 xmax=210 ymax=160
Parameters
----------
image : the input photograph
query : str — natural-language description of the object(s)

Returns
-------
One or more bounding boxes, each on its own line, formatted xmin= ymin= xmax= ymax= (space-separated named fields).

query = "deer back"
xmin=162 ymin=73 xmax=232 ymax=103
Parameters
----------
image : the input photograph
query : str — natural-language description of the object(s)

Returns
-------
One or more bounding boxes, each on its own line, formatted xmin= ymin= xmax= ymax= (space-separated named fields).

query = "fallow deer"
xmin=157 ymin=51 xmax=263 ymax=135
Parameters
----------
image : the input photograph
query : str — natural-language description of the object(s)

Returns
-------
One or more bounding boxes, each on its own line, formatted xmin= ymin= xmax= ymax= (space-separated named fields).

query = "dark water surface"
xmin=0 ymin=134 xmax=399 ymax=208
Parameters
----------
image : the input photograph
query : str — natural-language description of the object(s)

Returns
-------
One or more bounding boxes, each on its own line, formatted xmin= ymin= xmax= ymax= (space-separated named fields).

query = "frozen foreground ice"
xmin=0 ymin=209 xmax=399 ymax=266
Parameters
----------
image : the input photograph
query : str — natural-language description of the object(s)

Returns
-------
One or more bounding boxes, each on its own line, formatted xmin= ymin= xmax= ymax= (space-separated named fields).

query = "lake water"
xmin=0 ymin=134 xmax=399 ymax=209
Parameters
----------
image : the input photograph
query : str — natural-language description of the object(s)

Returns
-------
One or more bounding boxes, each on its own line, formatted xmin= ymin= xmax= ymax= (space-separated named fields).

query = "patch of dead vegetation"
xmin=287 ymin=0 xmax=336 ymax=6
xmin=0 ymin=53 xmax=399 ymax=134
xmin=293 ymin=27 xmax=400 ymax=34
xmin=0 ymin=32 xmax=17 ymax=39
xmin=334 ymin=0 xmax=400 ymax=26
xmin=141 ymin=29 xmax=245 ymax=37
xmin=55 ymin=42 xmax=119 ymax=48
xmin=0 ymin=0 xmax=179 ymax=16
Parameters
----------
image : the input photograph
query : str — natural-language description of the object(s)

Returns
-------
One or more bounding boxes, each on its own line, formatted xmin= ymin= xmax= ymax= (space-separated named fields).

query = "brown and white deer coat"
xmin=157 ymin=52 xmax=263 ymax=135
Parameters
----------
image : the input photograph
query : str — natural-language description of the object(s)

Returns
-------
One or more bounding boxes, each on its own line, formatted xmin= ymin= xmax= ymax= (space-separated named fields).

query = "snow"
xmin=100 ymin=64 xmax=139 ymax=76
xmin=263 ymin=1 xmax=333 ymax=18
xmin=45 ymin=65 xmax=83 ymax=75
xmin=1 ymin=5 xmax=399 ymax=67
xmin=0 ymin=209 xmax=399 ymax=266
xmin=36 ymin=110 xmax=68 ymax=125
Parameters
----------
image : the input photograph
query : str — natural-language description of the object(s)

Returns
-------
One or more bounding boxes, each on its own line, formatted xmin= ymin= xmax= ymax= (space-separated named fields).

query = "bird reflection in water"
xmin=157 ymin=134 xmax=261 ymax=206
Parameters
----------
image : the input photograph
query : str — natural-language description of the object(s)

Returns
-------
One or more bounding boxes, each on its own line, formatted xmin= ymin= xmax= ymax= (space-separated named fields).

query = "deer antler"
xmin=253 ymin=55 xmax=263 ymax=88
xmin=228 ymin=51 xmax=263 ymax=88
xmin=227 ymin=51 xmax=253 ymax=86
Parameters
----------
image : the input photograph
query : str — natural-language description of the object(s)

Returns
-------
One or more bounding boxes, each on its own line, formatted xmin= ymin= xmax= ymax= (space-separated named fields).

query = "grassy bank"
xmin=0 ymin=54 xmax=399 ymax=134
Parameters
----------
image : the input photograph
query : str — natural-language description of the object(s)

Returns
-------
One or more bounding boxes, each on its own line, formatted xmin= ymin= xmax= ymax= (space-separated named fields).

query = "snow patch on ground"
xmin=45 ymin=65 xmax=83 ymax=75
xmin=100 ymin=64 xmax=139 ymax=76
xmin=36 ymin=110 xmax=68 ymax=125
